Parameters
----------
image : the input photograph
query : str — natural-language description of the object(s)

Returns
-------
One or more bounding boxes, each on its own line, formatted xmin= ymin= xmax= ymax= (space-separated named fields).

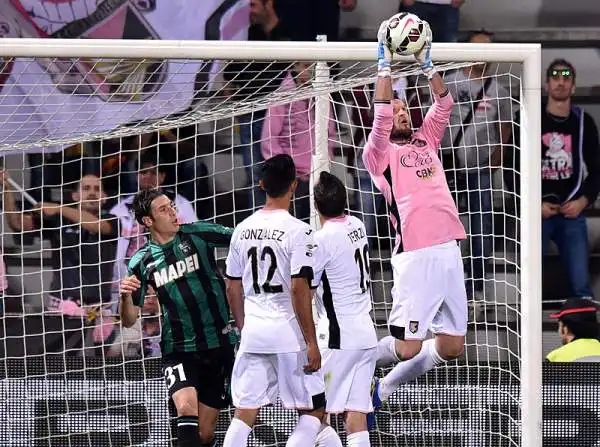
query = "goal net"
xmin=0 ymin=39 xmax=542 ymax=446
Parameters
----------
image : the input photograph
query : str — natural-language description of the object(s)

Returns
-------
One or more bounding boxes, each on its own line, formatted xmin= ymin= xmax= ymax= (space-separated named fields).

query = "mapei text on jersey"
xmin=153 ymin=254 xmax=201 ymax=287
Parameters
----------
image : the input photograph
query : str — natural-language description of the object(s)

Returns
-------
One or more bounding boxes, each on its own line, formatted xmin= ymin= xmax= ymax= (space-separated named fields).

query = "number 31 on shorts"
xmin=164 ymin=363 xmax=187 ymax=389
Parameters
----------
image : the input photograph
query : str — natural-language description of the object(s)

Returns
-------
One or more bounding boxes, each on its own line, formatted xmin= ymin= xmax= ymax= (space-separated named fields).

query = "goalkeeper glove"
xmin=414 ymin=21 xmax=437 ymax=79
xmin=377 ymin=20 xmax=393 ymax=77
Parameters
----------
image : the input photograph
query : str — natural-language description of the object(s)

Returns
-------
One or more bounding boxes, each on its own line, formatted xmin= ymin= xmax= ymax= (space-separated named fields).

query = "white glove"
xmin=377 ymin=20 xmax=393 ymax=77
xmin=414 ymin=21 xmax=436 ymax=79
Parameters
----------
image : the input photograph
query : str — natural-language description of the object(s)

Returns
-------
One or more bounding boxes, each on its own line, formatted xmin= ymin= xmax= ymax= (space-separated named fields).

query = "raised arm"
xmin=414 ymin=23 xmax=453 ymax=148
xmin=1 ymin=171 xmax=35 ymax=232
xmin=362 ymin=21 xmax=395 ymax=177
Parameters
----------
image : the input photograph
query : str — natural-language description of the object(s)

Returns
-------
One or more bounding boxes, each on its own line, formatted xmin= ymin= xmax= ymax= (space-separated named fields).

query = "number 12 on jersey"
xmin=248 ymin=246 xmax=283 ymax=294
xmin=354 ymin=244 xmax=370 ymax=293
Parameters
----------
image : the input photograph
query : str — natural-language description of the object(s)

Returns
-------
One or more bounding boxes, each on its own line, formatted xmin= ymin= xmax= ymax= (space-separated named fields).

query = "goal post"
xmin=0 ymin=38 xmax=542 ymax=446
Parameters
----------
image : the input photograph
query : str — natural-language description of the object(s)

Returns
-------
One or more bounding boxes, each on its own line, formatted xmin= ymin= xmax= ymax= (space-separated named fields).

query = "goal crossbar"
xmin=1 ymin=38 xmax=540 ymax=63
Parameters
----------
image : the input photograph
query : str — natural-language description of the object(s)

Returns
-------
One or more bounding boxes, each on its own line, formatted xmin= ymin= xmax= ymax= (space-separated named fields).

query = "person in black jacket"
xmin=540 ymin=59 xmax=600 ymax=298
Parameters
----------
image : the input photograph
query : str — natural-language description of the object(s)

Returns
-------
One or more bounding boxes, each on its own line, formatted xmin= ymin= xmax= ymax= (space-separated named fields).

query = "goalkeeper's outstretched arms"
xmin=362 ymin=20 xmax=395 ymax=177
xmin=415 ymin=22 xmax=455 ymax=149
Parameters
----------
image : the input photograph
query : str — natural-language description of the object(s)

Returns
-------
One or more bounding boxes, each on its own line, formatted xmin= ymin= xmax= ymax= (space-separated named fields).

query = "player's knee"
xmin=436 ymin=336 xmax=465 ymax=360
xmin=395 ymin=339 xmax=422 ymax=360
xmin=301 ymin=406 xmax=326 ymax=422
xmin=172 ymin=391 xmax=198 ymax=417
xmin=198 ymin=430 xmax=215 ymax=444
xmin=344 ymin=411 xmax=367 ymax=434
xmin=234 ymin=408 xmax=259 ymax=428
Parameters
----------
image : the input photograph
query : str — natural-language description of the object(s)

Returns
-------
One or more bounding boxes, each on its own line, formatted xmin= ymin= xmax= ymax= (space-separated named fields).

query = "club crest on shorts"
xmin=179 ymin=240 xmax=192 ymax=255
xmin=409 ymin=320 xmax=419 ymax=334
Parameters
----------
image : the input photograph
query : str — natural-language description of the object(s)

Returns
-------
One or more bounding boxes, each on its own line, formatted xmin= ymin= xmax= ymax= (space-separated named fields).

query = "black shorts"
xmin=162 ymin=345 xmax=235 ymax=410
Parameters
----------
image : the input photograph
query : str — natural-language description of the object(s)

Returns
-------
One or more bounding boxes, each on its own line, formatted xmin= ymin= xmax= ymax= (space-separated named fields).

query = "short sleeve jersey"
xmin=312 ymin=216 xmax=377 ymax=350
xmin=225 ymin=209 xmax=316 ymax=354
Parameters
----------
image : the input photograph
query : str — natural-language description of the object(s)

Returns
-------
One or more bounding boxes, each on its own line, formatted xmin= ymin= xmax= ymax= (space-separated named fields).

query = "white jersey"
xmin=313 ymin=216 xmax=377 ymax=350
xmin=110 ymin=192 xmax=197 ymax=292
xmin=225 ymin=209 xmax=316 ymax=354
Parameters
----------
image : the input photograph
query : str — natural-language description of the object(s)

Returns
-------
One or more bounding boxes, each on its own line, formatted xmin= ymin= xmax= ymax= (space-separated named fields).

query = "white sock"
xmin=376 ymin=335 xmax=399 ymax=365
xmin=286 ymin=414 xmax=322 ymax=446
xmin=347 ymin=430 xmax=371 ymax=447
xmin=379 ymin=339 xmax=444 ymax=401
xmin=315 ymin=424 xmax=342 ymax=447
xmin=223 ymin=417 xmax=252 ymax=447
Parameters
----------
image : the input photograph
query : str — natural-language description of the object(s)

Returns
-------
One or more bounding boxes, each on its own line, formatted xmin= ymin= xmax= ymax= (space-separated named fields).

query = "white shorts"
xmin=322 ymin=347 xmax=377 ymax=414
xmin=388 ymin=240 xmax=467 ymax=340
xmin=231 ymin=350 xmax=325 ymax=410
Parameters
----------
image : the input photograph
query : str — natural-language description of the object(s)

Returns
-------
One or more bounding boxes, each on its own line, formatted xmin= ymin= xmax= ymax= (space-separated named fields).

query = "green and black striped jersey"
xmin=127 ymin=222 xmax=238 ymax=355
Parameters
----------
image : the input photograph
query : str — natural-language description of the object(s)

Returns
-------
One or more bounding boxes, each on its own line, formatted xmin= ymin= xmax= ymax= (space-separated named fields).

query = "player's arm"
xmin=0 ymin=171 xmax=36 ymax=232
xmin=50 ymin=205 xmax=115 ymax=235
xmin=181 ymin=221 xmax=233 ymax=248
xmin=290 ymin=228 xmax=320 ymax=372
xmin=416 ymin=23 xmax=454 ymax=147
xmin=362 ymin=20 xmax=394 ymax=177
xmin=225 ymin=229 xmax=245 ymax=330
xmin=226 ymin=279 xmax=245 ymax=330
xmin=119 ymin=257 xmax=146 ymax=328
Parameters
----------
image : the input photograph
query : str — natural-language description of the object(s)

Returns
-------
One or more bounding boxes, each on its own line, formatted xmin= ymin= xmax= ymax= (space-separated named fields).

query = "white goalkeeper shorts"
xmin=231 ymin=350 xmax=325 ymax=411
xmin=322 ymin=347 xmax=377 ymax=414
xmin=388 ymin=240 xmax=468 ymax=340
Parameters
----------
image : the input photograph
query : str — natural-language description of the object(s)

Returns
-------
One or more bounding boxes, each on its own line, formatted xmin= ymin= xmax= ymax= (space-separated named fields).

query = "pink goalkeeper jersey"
xmin=362 ymin=93 xmax=466 ymax=253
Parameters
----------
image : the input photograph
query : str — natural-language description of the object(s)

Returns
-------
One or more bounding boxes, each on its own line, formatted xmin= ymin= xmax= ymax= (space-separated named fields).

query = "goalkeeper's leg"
xmin=373 ymin=242 xmax=467 ymax=406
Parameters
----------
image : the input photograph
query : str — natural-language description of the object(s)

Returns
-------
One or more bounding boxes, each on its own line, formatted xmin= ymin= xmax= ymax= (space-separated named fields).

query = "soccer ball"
xmin=385 ymin=13 xmax=427 ymax=56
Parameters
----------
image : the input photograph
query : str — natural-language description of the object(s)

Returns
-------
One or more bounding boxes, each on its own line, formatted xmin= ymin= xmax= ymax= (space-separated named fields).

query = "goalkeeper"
xmin=365 ymin=20 xmax=468 ymax=419
xmin=119 ymin=188 xmax=237 ymax=447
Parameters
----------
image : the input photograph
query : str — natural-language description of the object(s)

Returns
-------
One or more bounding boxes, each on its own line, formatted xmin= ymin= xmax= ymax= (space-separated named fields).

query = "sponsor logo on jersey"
xmin=179 ymin=240 xmax=192 ymax=255
xmin=153 ymin=254 xmax=200 ymax=287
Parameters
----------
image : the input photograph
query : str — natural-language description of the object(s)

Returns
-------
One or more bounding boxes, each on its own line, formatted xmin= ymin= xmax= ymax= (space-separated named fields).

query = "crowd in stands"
xmin=1 ymin=0 xmax=600 ymax=362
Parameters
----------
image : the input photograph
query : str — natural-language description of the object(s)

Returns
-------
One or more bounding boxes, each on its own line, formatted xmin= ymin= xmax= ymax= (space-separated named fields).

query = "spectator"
xmin=540 ymin=59 xmax=600 ymax=299
xmin=110 ymin=150 xmax=197 ymax=296
xmin=399 ymin=0 xmax=463 ymax=43
xmin=442 ymin=29 xmax=513 ymax=302
xmin=546 ymin=298 xmax=600 ymax=362
xmin=2 ymin=172 xmax=119 ymax=315
xmin=224 ymin=0 xmax=293 ymax=211
xmin=261 ymin=62 xmax=336 ymax=222
xmin=277 ymin=0 xmax=357 ymax=42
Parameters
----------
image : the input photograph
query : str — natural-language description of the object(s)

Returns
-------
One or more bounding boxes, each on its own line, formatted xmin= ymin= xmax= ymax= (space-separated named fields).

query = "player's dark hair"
xmin=261 ymin=154 xmax=296 ymax=198
xmin=132 ymin=188 xmax=165 ymax=226
xmin=562 ymin=313 xmax=599 ymax=340
xmin=314 ymin=171 xmax=347 ymax=218
xmin=546 ymin=59 xmax=576 ymax=82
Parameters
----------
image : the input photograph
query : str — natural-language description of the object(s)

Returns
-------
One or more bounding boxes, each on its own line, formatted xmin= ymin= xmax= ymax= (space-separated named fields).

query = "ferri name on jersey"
xmin=153 ymin=254 xmax=200 ymax=287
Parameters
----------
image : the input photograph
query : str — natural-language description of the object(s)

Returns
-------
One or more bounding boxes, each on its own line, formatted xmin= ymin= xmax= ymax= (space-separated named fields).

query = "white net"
xmin=0 ymin=46 xmax=531 ymax=446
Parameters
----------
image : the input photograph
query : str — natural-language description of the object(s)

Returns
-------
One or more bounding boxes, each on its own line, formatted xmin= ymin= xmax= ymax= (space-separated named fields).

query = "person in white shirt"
xmin=312 ymin=172 xmax=377 ymax=447
xmin=223 ymin=154 xmax=325 ymax=447
xmin=110 ymin=151 xmax=197 ymax=295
